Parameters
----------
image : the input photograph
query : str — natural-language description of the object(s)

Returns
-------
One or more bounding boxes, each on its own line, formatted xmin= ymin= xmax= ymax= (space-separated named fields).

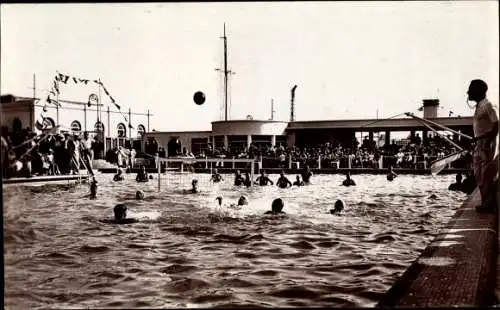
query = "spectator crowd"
xmin=1 ymin=126 xmax=96 ymax=178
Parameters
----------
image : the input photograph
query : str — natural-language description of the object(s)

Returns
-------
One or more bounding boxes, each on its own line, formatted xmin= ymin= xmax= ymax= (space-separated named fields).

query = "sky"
xmin=1 ymin=1 xmax=498 ymax=132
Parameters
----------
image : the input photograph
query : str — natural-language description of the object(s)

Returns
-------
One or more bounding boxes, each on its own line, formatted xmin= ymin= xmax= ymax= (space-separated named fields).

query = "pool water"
xmin=3 ymin=173 xmax=467 ymax=308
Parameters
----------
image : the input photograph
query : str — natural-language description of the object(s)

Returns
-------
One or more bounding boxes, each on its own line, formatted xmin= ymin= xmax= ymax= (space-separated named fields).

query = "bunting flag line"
xmin=52 ymin=71 xmax=130 ymax=125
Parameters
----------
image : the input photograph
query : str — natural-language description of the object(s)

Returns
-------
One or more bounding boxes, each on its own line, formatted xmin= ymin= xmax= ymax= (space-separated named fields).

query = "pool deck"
xmin=2 ymin=174 xmax=90 ymax=185
xmin=97 ymin=167 xmax=467 ymax=175
xmin=377 ymin=185 xmax=499 ymax=307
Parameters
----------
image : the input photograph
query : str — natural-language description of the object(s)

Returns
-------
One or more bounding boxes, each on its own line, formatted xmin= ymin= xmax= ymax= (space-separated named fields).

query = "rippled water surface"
xmin=4 ymin=173 xmax=467 ymax=308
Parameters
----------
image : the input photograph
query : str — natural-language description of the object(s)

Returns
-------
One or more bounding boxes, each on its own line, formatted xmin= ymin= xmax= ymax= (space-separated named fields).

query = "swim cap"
xmin=272 ymin=198 xmax=284 ymax=212
xmin=114 ymin=204 xmax=127 ymax=220
xmin=136 ymin=190 xmax=144 ymax=200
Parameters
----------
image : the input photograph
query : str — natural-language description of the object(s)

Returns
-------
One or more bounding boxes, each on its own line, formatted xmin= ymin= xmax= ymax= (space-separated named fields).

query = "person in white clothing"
xmin=467 ymin=79 xmax=498 ymax=212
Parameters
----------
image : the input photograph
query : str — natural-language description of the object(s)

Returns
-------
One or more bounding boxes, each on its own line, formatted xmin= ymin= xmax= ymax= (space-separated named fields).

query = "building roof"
xmin=287 ymin=116 xmax=473 ymax=131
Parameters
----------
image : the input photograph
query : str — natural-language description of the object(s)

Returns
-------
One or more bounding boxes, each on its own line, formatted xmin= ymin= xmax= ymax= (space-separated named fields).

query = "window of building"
xmin=94 ymin=121 xmax=105 ymax=133
xmin=191 ymin=138 xmax=209 ymax=156
xmin=228 ymin=135 xmax=247 ymax=153
xmin=71 ymin=120 xmax=81 ymax=133
xmin=137 ymin=124 xmax=146 ymax=137
xmin=117 ymin=123 xmax=126 ymax=138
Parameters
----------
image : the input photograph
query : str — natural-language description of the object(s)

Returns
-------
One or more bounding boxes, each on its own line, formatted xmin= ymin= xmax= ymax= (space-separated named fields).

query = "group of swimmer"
xmin=214 ymin=195 xmax=345 ymax=216
xmin=91 ymin=163 xmax=449 ymax=224
xmin=209 ymin=165 xmax=314 ymax=188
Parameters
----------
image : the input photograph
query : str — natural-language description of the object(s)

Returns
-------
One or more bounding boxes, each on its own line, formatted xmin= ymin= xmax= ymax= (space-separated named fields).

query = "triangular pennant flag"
xmin=54 ymin=75 xmax=61 ymax=81
xmin=58 ymin=73 xmax=64 ymax=80
xmin=62 ymin=75 xmax=70 ymax=84
xmin=46 ymin=96 xmax=51 ymax=103
xmin=73 ymin=77 xmax=78 ymax=83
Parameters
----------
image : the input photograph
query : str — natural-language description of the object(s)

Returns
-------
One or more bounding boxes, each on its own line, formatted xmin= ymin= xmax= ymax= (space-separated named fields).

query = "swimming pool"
xmin=3 ymin=173 xmax=467 ymax=308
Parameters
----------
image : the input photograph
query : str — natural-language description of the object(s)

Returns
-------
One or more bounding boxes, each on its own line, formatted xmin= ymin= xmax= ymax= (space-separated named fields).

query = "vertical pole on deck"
xmin=157 ymin=153 xmax=160 ymax=192
xmin=348 ymin=155 xmax=352 ymax=169
xmin=147 ymin=109 xmax=150 ymax=132
xmin=288 ymin=155 xmax=292 ymax=169
xmin=232 ymin=157 xmax=235 ymax=169
xmin=318 ymin=155 xmax=321 ymax=169
xmin=250 ymin=159 xmax=254 ymax=187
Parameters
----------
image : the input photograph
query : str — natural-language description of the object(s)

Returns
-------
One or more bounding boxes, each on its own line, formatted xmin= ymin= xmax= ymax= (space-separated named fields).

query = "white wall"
xmin=1 ymin=101 xmax=34 ymax=131
xmin=34 ymin=104 xmax=149 ymax=137
xmin=143 ymin=131 xmax=212 ymax=153
xmin=211 ymin=120 xmax=288 ymax=136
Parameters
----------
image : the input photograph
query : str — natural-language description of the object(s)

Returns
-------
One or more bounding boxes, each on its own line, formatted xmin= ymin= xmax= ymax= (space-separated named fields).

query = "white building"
xmin=1 ymin=94 xmax=152 ymax=157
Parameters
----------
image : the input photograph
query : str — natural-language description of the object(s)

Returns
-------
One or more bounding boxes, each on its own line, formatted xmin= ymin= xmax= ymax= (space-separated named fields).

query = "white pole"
xmin=157 ymin=154 xmax=160 ymax=192
xmin=232 ymin=156 xmax=235 ymax=169
xmin=318 ymin=155 xmax=321 ymax=169
xmin=348 ymin=155 xmax=352 ymax=169
xmin=250 ymin=159 xmax=254 ymax=188
xmin=288 ymin=155 xmax=292 ymax=169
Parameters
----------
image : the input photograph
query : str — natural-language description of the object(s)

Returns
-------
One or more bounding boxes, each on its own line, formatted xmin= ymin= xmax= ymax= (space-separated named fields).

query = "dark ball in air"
xmin=193 ymin=91 xmax=206 ymax=105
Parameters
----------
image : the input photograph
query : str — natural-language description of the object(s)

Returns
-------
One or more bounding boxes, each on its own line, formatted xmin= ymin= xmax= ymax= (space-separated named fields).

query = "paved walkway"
xmin=377 ymin=187 xmax=498 ymax=307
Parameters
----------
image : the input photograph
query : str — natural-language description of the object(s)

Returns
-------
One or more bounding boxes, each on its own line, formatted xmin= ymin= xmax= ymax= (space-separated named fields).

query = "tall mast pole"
xmin=223 ymin=23 xmax=228 ymax=121
xmin=271 ymin=98 xmax=275 ymax=120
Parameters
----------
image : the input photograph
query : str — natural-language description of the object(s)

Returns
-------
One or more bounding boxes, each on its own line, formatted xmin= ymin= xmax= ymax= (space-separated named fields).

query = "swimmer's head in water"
xmin=114 ymin=204 xmax=127 ymax=220
xmin=136 ymin=190 xmax=144 ymax=200
xmin=149 ymin=175 xmax=153 ymax=179
xmin=140 ymin=165 xmax=146 ymax=172
xmin=280 ymin=171 xmax=285 ymax=177
xmin=296 ymin=175 xmax=300 ymax=181
xmin=346 ymin=171 xmax=351 ymax=178
xmin=238 ymin=196 xmax=248 ymax=206
xmin=192 ymin=179 xmax=198 ymax=186
xmin=334 ymin=199 xmax=344 ymax=212
xmin=261 ymin=170 xmax=265 ymax=176
xmin=271 ymin=198 xmax=284 ymax=212
xmin=216 ymin=196 xmax=223 ymax=206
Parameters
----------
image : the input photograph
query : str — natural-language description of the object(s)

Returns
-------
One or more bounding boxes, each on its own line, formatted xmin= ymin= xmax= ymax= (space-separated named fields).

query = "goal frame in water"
xmin=156 ymin=156 xmax=257 ymax=191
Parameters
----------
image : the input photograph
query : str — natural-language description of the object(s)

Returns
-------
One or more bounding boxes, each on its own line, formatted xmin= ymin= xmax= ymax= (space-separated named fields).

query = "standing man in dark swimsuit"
xmin=301 ymin=165 xmax=313 ymax=184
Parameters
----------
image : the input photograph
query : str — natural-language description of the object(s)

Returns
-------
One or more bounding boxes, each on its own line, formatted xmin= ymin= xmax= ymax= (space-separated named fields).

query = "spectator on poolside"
xmin=467 ymin=79 xmax=498 ymax=212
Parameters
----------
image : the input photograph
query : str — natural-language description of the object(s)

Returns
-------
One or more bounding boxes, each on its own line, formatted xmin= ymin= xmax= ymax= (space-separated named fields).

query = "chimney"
xmin=422 ymin=99 xmax=439 ymax=119
xmin=290 ymin=85 xmax=298 ymax=122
